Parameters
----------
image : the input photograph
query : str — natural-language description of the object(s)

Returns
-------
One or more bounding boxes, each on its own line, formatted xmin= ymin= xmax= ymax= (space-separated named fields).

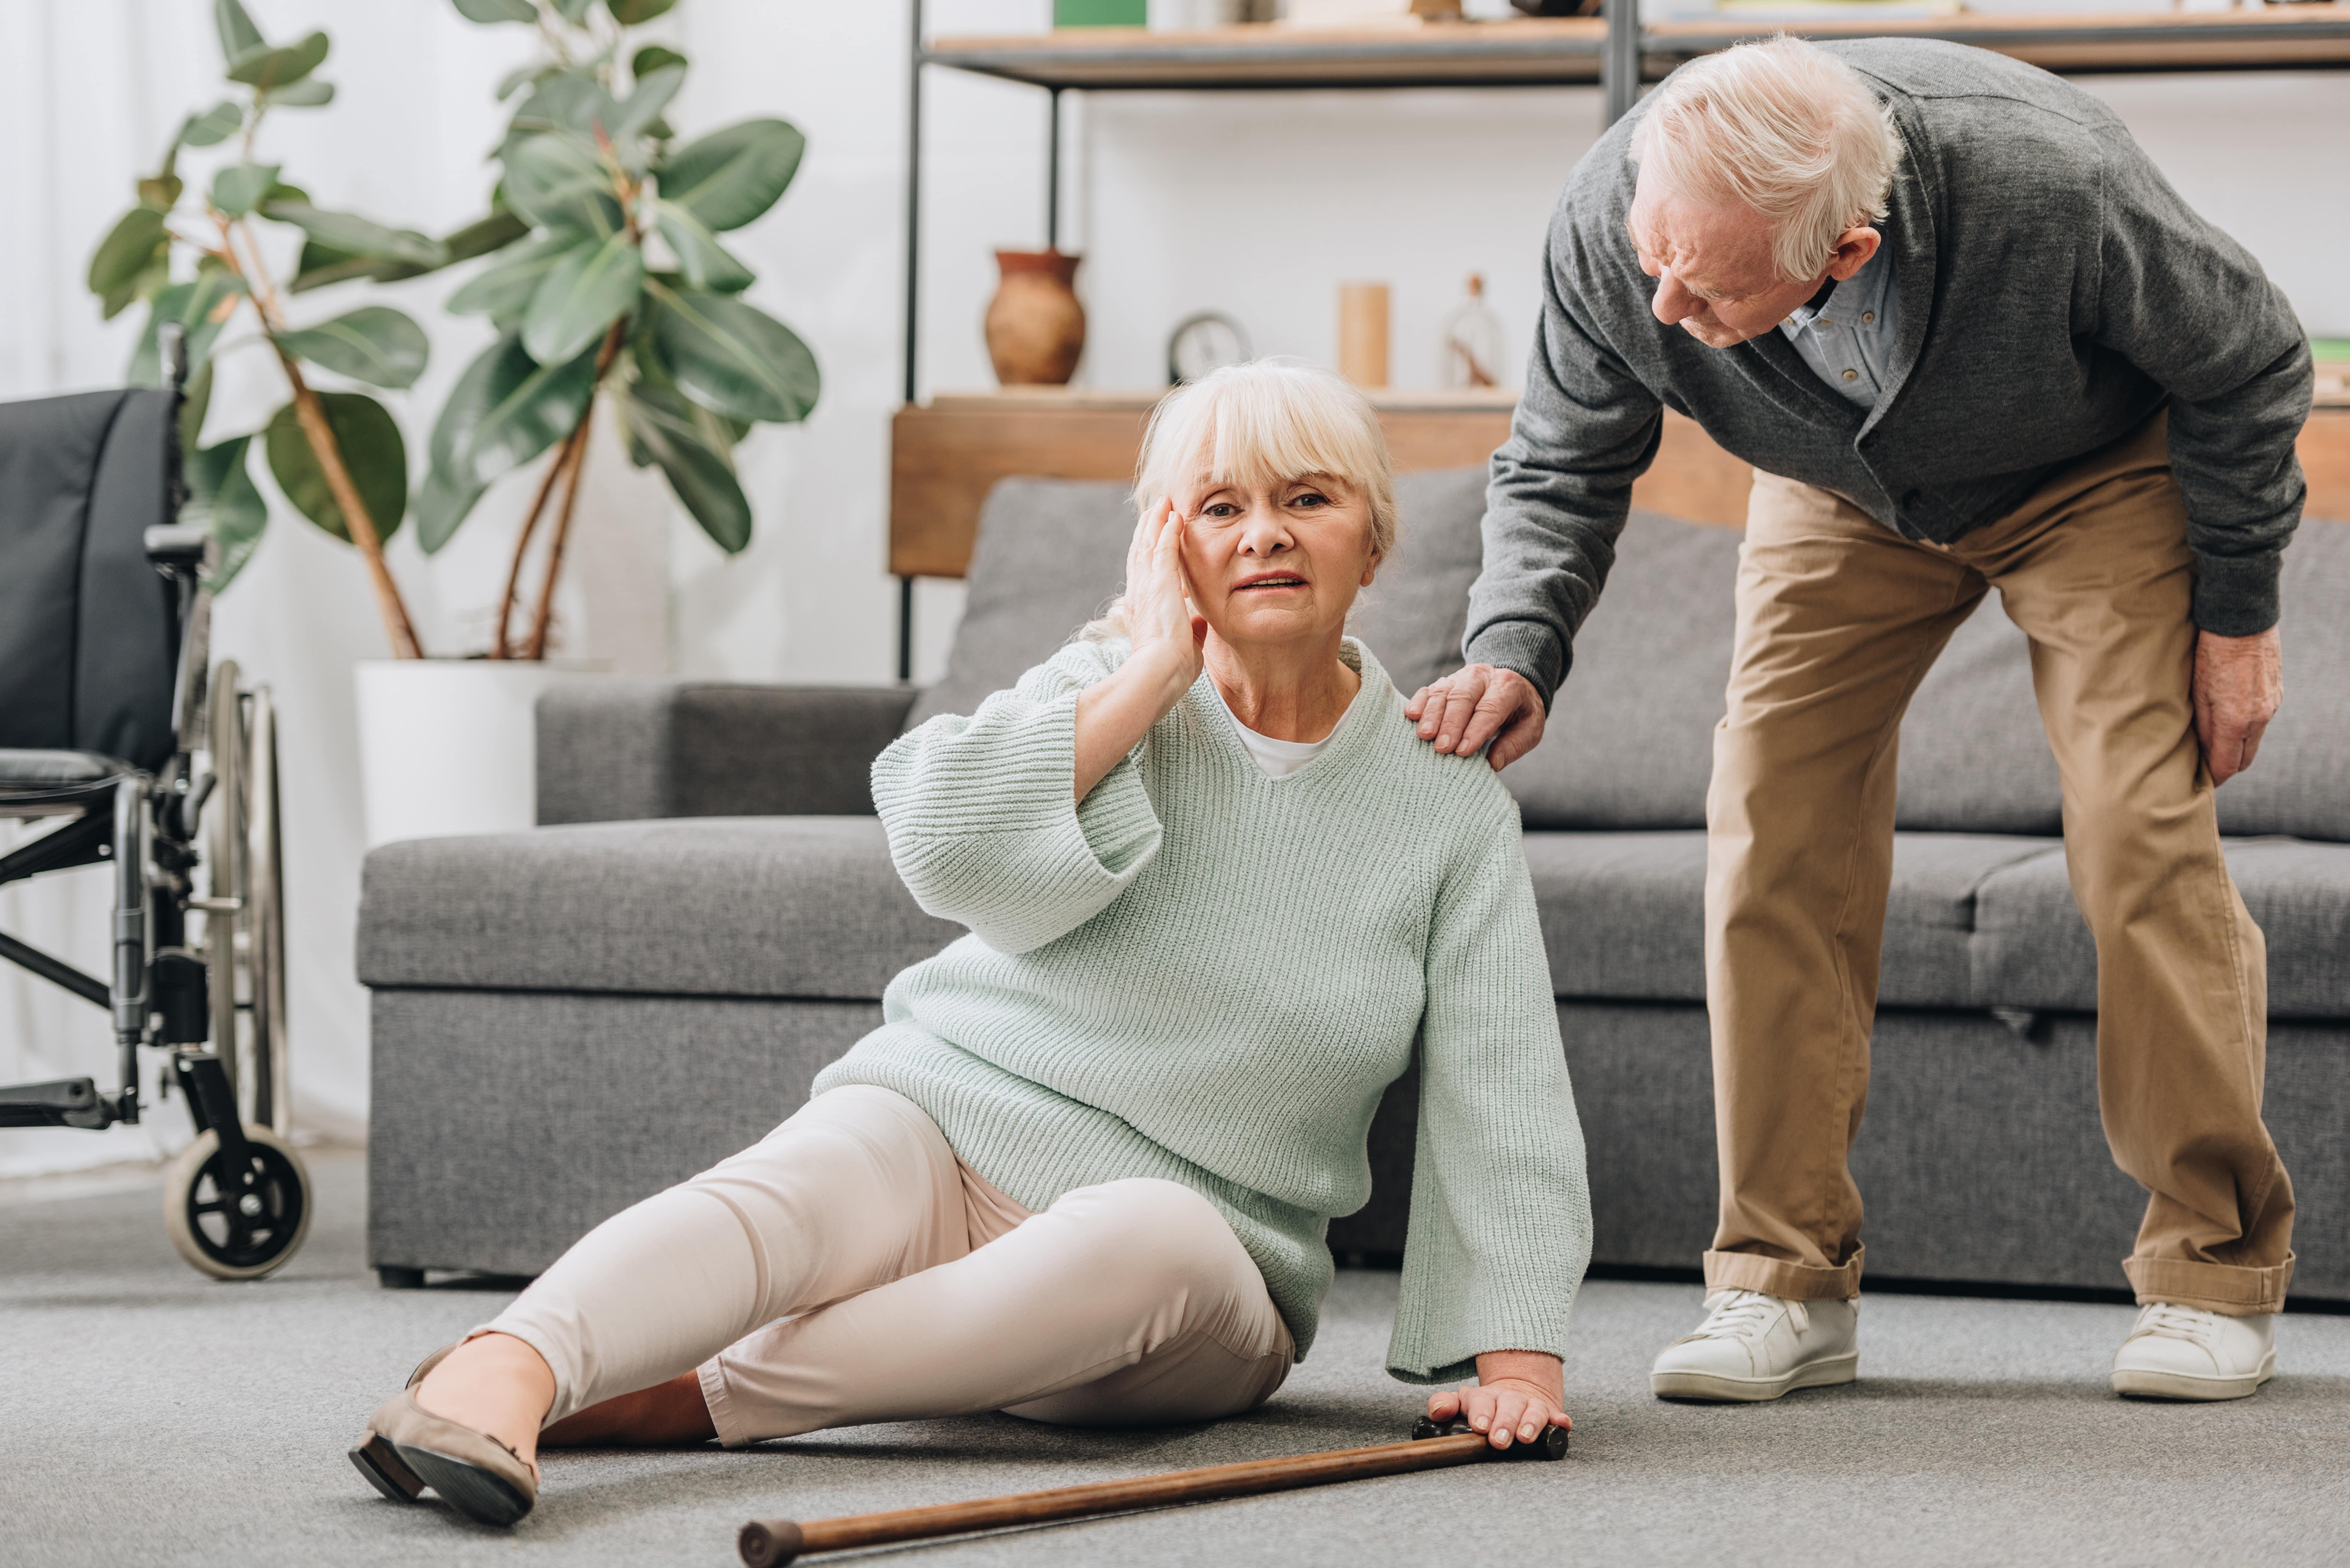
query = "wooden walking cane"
xmin=736 ymin=1416 xmax=1570 ymax=1566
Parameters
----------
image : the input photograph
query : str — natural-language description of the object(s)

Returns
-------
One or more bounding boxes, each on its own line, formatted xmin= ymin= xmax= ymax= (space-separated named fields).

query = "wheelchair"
xmin=0 ymin=330 xmax=308 ymax=1279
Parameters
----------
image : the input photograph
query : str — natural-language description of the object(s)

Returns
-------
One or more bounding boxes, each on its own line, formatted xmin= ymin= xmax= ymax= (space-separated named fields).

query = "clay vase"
xmin=984 ymin=250 xmax=1086 ymax=387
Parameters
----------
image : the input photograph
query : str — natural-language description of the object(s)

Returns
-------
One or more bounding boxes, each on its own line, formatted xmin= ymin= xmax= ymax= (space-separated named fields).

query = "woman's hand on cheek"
xmin=1125 ymin=498 xmax=1207 ymax=682
xmin=1423 ymin=1349 xmax=1569 ymax=1450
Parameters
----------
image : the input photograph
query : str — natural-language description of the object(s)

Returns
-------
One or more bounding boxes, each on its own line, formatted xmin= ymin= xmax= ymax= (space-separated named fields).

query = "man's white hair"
xmin=1628 ymin=36 xmax=1902 ymax=283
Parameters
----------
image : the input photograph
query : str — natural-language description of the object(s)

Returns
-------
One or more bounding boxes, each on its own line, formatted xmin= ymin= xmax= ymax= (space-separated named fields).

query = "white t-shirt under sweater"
xmin=1211 ymin=685 xmax=1337 ymax=778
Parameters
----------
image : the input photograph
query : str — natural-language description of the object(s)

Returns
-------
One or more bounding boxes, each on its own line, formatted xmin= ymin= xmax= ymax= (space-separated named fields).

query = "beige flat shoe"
xmin=350 ymin=1342 xmax=539 ymax=1525
xmin=349 ymin=1343 xmax=459 ymax=1505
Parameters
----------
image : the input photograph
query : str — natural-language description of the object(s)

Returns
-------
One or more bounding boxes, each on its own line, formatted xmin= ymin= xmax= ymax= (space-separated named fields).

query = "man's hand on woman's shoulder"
xmin=1406 ymin=665 xmax=1546 ymax=771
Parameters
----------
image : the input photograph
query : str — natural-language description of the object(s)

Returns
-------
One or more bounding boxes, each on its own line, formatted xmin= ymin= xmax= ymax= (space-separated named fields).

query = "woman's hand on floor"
xmin=1425 ymin=1349 xmax=1570 ymax=1450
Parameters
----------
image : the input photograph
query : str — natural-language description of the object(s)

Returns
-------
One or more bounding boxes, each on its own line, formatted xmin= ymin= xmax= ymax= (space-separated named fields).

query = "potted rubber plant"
xmin=424 ymin=0 xmax=820 ymax=658
xmin=85 ymin=0 xmax=519 ymax=658
xmin=344 ymin=0 xmax=820 ymax=844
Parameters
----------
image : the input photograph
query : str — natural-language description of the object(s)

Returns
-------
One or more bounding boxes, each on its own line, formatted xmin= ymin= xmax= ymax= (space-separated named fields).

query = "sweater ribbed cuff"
xmin=1460 ymin=620 xmax=1569 ymax=710
xmin=2193 ymin=550 xmax=2283 ymax=637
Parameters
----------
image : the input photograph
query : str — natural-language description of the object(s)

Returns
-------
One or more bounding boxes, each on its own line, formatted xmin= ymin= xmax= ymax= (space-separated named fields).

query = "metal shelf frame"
xmin=892 ymin=3 xmax=2350 ymax=678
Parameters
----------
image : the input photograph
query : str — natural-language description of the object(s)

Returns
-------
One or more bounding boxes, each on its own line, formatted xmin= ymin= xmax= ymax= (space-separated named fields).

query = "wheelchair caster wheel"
xmin=163 ymin=1125 xmax=311 ymax=1280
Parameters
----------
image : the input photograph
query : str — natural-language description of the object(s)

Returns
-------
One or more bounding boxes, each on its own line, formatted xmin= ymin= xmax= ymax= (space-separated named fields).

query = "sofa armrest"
xmin=537 ymin=680 xmax=917 ymax=824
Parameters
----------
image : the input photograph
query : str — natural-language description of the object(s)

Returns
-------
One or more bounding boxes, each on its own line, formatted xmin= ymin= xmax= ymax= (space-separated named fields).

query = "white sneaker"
xmin=2111 ymin=1302 xmax=2276 ymax=1401
xmin=1650 ymin=1289 xmax=1860 ymax=1402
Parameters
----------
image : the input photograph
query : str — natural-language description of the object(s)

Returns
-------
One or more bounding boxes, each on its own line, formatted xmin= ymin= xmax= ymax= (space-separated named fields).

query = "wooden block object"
xmin=1339 ymin=283 xmax=1391 ymax=389
xmin=888 ymin=390 xmax=2349 ymax=579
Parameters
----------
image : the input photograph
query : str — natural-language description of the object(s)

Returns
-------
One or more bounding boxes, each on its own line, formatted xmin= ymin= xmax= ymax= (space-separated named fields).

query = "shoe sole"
xmin=348 ymin=1433 xmax=425 ymax=1503
xmin=2112 ymin=1349 xmax=2276 ymax=1402
xmin=395 ymin=1444 xmax=536 ymax=1527
xmin=1652 ymin=1349 xmax=1861 ymax=1403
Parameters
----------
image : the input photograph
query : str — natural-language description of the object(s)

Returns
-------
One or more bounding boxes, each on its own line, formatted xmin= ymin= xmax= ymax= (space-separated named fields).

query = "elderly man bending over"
xmin=1407 ymin=36 xmax=2309 ymax=1401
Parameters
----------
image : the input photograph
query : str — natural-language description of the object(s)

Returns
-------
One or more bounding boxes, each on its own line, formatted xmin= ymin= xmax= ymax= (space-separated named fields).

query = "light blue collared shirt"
xmin=1779 ymin=241 xmax=1899 ymax=410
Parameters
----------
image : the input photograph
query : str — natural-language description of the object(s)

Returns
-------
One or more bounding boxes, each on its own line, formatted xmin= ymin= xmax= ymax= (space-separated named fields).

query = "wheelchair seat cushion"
xmin=0 ymin=749 xmax=130 ymax=789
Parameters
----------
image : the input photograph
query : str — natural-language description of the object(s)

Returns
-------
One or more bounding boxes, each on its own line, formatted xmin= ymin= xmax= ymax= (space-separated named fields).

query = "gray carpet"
xmin=5 ymin=1153 xmax=2347 ymax=1568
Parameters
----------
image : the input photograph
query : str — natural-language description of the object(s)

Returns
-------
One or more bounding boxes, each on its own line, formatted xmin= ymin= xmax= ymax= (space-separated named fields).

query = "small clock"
xmin=1166 ymin=312 xmax=1252 ymax=386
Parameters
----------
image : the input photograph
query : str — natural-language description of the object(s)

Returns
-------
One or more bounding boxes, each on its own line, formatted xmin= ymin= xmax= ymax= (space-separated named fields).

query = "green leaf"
xmin=523 ymin=230 xmax=643 ymax=365
xmin=631 ymin=45 xmax=686 ymax=79
xmin=130 ymin=266 xmax=247 ymax=385
xmin=413 ymin=466 xmax=489 ymax=556
xmin=136 ymin=172 xmax=184 ymax=211
xmin=608 ymin=0 xmax=677 ymax=23
xmin=624 ymin=382 xmax=749 ymax=552
xmin=88 ymin=207 xmax=169 ymax=296
xmin=652 ymin=200 xmax=753 ymax=293
xmin=209 ymin=162 xmax=280 ymax=219
xmin=260 ymin=201 xmax=447 ymax=268
xmin=227 ymin=32 xmax=329 ymax=89
xmin=503 ymin=133 xmax=623 ymax=237
xmin=646 ymin=285 xmax=819 ymax=426
xmin=553 ymin=0 xmax=596 ymax=22
xmin=275 ymin=306 xmax=431 ymax=389
xmin=103 ymin=253 xmax=173 ymax=322
xmin=264 ymin=77 xmax=335 ymax=109
xmin=447 ymin=233 xmax=585 ymax=325
xmin=178 ymin=359 xmax=215 ymax=455
xmin=508 ymin=72 xmax=617 ymax=143
xmin=184 ymin=434 xmax=268 ymax=590
xmin=427 ymin=328 xmax=599 ymax=494
xmin=453 ymin=0 xmax=539 ymax=20
xmin=263 ymin=393 xmax=406 ymax=546
xmin=178 ymin=101 xmax=243 ymax=148
xmin=443 ymin=208 xmax=532 ymax=264
xmin=290 ymin=240 xmax=381 ymax=293
xmin=657 ymin=119 xmax=804 ymax=233
xmin=213 ymin=0 xmax=264 ymax=62
xmin=606 ymin=64 xmax=683 ymax=145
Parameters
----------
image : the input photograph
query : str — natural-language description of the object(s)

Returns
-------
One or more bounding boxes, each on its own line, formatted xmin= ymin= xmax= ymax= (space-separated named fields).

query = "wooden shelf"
xmin=893 ymin=391 xmax=2350 ymax=580
xmin=891 ymin=389 xmax=1746 ymax=578
xmin=926 ymin=8 xmax=2350 ymax=90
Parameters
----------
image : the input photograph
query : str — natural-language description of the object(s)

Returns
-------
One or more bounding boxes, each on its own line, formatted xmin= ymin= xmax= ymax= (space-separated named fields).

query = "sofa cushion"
xmin=1522 ymin=829 xmax=2059 ymax=1007
xmin=358 ymin=818 xmax=961 ymax=1000
xmin=1972 ymin=836 xmax=2350 ymax=1019
xmin=1503 ymin=512 xmax=1740 ymax=831
xmin=906 ymin=469 xmax=1489 ymax=730
xmin=1891 ymin=600 xmax=2062 ymax=835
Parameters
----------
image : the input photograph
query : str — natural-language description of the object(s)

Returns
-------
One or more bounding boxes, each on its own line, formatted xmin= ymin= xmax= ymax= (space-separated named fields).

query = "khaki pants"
xmin=488 ymin=1085 xmax=1292 ymax=1447
xmin=1703 ymin=416 xmax=2295 ymax=1315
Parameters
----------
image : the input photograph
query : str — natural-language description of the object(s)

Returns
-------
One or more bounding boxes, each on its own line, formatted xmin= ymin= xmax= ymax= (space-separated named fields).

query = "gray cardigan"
xmin=1465 ymin=39 xmax=2313 ymax=702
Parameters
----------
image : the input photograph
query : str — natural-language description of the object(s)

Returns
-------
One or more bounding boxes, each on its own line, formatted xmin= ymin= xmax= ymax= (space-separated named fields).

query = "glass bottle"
xmin=1440 ymin=273 xmax=1507 ymax=390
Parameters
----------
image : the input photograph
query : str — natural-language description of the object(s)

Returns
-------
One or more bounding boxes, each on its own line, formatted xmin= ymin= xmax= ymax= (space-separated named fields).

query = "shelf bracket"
xmin=1604 ymin=0 xmax=1640 ymax=128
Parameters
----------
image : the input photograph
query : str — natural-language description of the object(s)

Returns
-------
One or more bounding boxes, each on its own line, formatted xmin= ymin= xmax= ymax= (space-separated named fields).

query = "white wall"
xmin=2 ymin=0 xmax=2345 ymax=1173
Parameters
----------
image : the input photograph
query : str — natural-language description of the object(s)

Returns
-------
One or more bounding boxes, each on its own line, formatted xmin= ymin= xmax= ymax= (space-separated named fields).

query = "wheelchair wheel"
xmin=163 ymin=1124 xmax=311 ymax=1280
xmin=204 ymin=665 xmax=290 ymax=1131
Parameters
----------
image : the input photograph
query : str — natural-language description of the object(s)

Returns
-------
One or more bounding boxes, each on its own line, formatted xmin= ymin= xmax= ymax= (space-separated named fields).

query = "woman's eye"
xmin=1290 ymin=492 xmax=1328 ymax=509
xmin=1202 ymin=503 xmax=1238 ymax=519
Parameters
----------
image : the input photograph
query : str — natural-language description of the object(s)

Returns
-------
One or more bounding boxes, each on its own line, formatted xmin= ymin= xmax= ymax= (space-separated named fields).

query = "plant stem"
xmin=499 ymin=317 xmax=630 ymax=662
xmin=490 ymin=415 xmax=589 ymax=659
xmin=276 ymin=349 xmax=426 ymax=660
xmin=520 ymin=406 xmax=595 ymax=662
xmin=217 ymin=213 xmax=426 ymax=660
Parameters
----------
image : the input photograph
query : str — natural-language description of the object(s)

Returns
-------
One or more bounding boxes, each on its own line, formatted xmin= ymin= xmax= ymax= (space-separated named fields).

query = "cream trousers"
xmin=484 ymin=1085 xmax=1294 ymax=1447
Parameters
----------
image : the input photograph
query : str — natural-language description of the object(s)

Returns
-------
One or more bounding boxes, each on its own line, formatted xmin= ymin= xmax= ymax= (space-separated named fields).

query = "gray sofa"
xmin=360 ymin=472 xmax=2350 ymax=1303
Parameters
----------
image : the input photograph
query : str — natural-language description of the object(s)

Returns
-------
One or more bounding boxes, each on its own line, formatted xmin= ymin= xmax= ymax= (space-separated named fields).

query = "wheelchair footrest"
xmin=0 ymin=1077 xmax=117 ymax=1129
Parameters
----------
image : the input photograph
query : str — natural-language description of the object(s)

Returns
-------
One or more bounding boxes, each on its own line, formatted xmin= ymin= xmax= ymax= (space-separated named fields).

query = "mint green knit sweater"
xmin=811 ymin=637 xmax=1591 ymax=1384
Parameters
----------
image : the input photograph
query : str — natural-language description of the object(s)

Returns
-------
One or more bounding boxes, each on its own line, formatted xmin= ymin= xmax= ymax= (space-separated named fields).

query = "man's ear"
xmin=1826 ymin=225 xmax=1882 ymax=282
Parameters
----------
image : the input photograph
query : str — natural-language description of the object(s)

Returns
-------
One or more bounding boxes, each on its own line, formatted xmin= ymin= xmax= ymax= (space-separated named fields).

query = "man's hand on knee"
xmin=1404 ymin=664 xmax=1546 ymax=771
xmin=2193 ymin=626 xmax=2283 ymax=786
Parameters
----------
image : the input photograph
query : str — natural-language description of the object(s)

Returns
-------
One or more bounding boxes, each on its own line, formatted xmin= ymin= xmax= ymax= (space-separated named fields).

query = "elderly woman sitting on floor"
xmin=349 ymin=360 xmax=1593 ymax=1528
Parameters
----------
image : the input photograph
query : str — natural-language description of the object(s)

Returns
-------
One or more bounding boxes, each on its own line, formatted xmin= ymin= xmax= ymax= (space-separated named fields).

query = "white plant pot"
xmin=354 ymin=661 xmax=565 ymax=848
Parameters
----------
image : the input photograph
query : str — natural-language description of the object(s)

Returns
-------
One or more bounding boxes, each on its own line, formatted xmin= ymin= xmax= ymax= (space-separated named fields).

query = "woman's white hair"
xmin=1628 ymin=35 xmax=1902 ymax=284
xmin=1083 ymin=359 xmax=1396 ymax=641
